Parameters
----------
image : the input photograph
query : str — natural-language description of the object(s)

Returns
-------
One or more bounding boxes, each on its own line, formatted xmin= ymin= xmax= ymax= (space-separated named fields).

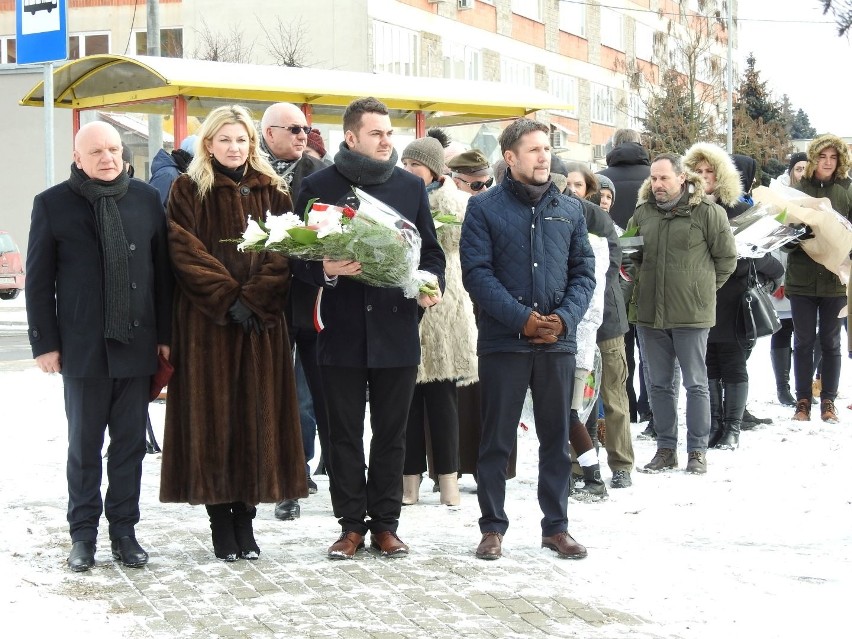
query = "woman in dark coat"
xmin=160 ymin=105 xmax=307 ymax=561
xmin=684 ymin=144 xmax=783 ymax=449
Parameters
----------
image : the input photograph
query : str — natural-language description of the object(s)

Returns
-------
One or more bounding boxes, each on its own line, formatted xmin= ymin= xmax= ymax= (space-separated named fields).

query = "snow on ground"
xmin=1 ymin=292 xmax=850 ymax=637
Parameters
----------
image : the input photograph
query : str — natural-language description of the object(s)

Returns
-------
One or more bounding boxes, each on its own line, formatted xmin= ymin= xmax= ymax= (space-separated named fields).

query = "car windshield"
xmin=0 ymin=234 xmax=18 ymax=254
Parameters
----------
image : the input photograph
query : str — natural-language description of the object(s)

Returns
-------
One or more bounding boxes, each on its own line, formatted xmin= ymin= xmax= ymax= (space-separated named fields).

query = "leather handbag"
xmin=149 ymin=352 xmax=174 ymax=402
xmin=737 ymin=260 xmax=781 ymax=348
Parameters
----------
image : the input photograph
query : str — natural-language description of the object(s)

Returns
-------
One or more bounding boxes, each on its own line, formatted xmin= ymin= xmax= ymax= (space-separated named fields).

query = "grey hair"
xmin=612 ymin=128 xmax=642 ymax=146
xmin=652 ymin=152 xmax=684 ymax=174
xmin=499 ymin=118 xmax=549 ymax=155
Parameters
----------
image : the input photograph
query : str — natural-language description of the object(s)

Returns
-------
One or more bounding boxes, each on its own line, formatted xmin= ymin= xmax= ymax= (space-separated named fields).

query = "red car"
xmin=0 ymin=231 xmax=25 ymax=300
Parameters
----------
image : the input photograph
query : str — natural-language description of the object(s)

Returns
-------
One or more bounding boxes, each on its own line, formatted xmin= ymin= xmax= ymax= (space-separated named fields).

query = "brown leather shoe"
xmin=327 ymin=531 xmax=364 ymax=560
xmin=369 ymin=531 xmax=409 ymax=557
xmin=541 ymin=531 xmax=587 ymax=559
xmin=793 ymin=398 xmax=811 ymax=421
xmin=820 ymin=399 xmax=839 ymax=424
xmin=475 ymin=531 xmax=503 ymax=560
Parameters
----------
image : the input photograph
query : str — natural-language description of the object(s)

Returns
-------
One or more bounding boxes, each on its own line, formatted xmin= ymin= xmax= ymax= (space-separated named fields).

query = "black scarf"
xmin=67 ymin=163 xmax=132 ymax=344
xmin=259 ymin=135 xmax=300 ymax=184
xmin=333 ymin=142 xmax=398 ymax=186
xmin=212 ymin=157 xmax=248 ymax=183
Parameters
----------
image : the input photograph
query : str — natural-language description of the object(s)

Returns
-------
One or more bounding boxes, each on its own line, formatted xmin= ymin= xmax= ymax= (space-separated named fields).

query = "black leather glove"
xmin=228 ymin=300 xmax=262 ymax=334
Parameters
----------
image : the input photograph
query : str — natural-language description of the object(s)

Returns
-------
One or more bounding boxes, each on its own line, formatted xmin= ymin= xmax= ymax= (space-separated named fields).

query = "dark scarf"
xmin=212 ymin=157 xmax=248 ymax=183
xmin=333 ymin=142 xmax=398 ymax=186
xmin=67 ymin=163 xmax=132 ymax=343
xmin=505 ymin=168 xmax=553 ymax=206
xmin=259 ymin=135 xmax=300 ymax=183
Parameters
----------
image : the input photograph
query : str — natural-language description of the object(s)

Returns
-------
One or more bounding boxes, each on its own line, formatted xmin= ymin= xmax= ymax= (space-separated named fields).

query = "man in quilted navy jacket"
xmin=460 ymin=118 xmax=596 ymax=561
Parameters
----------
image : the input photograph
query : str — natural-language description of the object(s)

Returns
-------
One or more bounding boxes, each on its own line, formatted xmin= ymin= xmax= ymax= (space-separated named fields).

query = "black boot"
xmin=771 ymin=348 xmax=796 ymax=406
xmin=708 ymin=378 xmax=724 ymax=448
xmin=574 ymin=464 xmax=608 ymax=501
xmin=716 ymin=382 xmax=747 ymax=450
xmin=232 ymin=502 xmax=260 ymax=560
xmin=205 ymin=504 xmax=239 ymax=562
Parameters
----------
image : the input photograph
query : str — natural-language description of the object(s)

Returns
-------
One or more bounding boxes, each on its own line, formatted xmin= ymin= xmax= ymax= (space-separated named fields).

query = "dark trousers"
xmin=624 ymin=325 xmax=650 ymax=418
xmin=404 ymin=380 xmax=459 ymax=476
xmin=320 ymin=365 xmax=418 ymax=536
xmin=706 ymin=342 xmax=748 ymax=383
xmin=295 ymin=332 xmax=332 ymax=481
xmin=477 ymin=351 xmax=575 ymax=537
xmin=63 ymin=376 xmax=148 ymax=543
xmin=770 ymin=317 xmax=794 ymax=350
xmin=790 ymin=295 xmax=846 ymax=401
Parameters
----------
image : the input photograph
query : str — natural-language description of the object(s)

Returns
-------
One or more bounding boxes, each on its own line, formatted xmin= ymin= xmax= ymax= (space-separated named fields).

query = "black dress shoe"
xmin=111 ymin=536 xmax=149 ymax=568
xmin=68 ymin=541 xmax=96 ymax=572
xmin=274 ymin=499 xmax=300 ymax=520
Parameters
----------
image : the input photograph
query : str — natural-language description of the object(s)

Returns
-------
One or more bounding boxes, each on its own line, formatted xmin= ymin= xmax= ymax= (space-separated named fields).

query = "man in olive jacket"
xmin=628 ymin=153 xmax=736 ymax=475
xmin=788 ymin=133 xmax=852 ymax=423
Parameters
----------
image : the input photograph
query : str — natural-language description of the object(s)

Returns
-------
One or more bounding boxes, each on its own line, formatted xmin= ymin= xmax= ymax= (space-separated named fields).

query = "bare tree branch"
xmin=821 ymin=0 xmax=852 ymax=36
xmin=257 ymin=16 xmax=310 ymax=67
xmin=191 ymin=18 xmax=254 ymax=64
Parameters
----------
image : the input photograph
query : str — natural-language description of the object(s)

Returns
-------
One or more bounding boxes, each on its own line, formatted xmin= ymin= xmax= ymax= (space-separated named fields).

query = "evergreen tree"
xmin=735 ymin=53 xmax=781 ymax=124
xmin=790 ymin=109 xmax=818 ymax=139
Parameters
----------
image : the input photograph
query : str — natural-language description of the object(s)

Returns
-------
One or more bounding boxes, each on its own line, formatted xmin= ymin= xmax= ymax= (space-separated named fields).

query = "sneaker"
xmin=793 ymin=398 xmax=811 ymax=422
xmin=820 ymin=399 xmax=839 ymax=424
xmin=640 ymin=448 xmax=677 ymax=473
xmin=306 ymin=476 xmax=318 ymax=495
xmin=685 ymin=450 xmax=707 ymax=474
xmin=611 ymin=470 xmax=632 ymax=488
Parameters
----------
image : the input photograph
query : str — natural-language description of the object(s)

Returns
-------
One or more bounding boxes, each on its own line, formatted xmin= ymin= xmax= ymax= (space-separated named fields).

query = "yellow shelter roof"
xmin=20 ymin=54 xmax=568 ymax=126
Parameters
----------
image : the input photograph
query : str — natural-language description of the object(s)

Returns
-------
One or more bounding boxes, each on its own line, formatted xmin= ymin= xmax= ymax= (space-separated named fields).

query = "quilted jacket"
xmin=460 ymin=172 xmax=596 ymax=356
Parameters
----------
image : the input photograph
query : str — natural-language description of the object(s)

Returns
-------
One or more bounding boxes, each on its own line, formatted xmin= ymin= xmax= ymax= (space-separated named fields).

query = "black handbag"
xmin=737 ymin=260 xmax=781 ymax=348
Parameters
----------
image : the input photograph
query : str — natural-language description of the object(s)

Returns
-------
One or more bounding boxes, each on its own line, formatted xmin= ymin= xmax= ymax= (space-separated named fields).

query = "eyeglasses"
xmin=455 ymin=176 xmax=494 ymax=191
xmin=269 ymin=125 xmax=312 ymax=135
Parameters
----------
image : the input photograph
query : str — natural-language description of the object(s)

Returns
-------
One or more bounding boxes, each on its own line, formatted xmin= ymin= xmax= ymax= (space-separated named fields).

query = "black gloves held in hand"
xmin=228 ymin=299 xmax=262 ymax=334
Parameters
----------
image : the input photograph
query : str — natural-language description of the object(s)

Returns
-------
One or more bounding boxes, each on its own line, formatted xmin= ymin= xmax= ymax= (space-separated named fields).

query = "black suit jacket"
xmin=26 ymin=178 xmax=173 ymax=378
xmin=292 ymin=164 xmax=445 ymax=368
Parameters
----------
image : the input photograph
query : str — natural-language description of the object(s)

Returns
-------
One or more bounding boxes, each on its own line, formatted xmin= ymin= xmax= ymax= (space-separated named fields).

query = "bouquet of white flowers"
xmin=235 ymin=188 xmax=437 ymax=298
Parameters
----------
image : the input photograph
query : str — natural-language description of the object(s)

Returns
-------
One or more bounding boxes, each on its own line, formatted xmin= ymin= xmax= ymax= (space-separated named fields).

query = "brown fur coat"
xmin=160 ymin=169 xmax=307 ymax=505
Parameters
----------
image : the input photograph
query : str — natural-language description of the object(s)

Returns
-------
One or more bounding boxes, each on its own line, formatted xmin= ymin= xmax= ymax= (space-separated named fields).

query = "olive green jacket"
xmin=627 ymin=173 xmax=737 ymax=329
xmin=786 ymin=175 xmax=851 ymax=298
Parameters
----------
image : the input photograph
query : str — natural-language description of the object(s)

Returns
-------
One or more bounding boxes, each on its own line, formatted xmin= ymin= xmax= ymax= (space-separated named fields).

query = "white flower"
xmin=238 ymin=217 xmax=268 ymax=251
xmin=265 ymin=211 xmax=304 ymax=245
xmin=308 ymin=205 xmax=344 ymax=239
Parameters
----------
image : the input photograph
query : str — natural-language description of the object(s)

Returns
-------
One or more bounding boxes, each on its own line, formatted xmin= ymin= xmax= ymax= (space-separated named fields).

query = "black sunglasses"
xmin=456 ymin=176 xmax=494 ymax=191
xmin=269 ymin=125 xmax=312 ymax=135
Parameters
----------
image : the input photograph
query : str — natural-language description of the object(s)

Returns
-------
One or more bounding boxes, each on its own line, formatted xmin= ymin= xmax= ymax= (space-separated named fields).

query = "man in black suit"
xmin=26 ymin=121 xmax=173 ymax=572
xmin=293 ymin=97 xmax=445 ymax=559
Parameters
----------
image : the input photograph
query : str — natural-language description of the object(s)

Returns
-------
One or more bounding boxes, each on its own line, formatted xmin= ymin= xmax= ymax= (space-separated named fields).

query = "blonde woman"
xmin=160 ymin=105 xmax=307 ymax=561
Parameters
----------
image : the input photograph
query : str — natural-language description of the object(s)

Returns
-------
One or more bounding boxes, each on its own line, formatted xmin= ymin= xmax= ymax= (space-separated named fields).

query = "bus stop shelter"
xmin=20 ymin=54 xmax=567 ymax=146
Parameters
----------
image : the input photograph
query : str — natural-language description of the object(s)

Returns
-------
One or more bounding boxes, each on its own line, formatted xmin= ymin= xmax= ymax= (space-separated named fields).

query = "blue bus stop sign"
xmin=16 ymin=1 xmax=68 ymax=65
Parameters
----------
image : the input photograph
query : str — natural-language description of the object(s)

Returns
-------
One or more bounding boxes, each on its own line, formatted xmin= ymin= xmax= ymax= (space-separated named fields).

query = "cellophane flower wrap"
xmin=237 ymin=187 xmax=436 ymax=298
xmin=728 ymin=201 xmax=806 ymax=258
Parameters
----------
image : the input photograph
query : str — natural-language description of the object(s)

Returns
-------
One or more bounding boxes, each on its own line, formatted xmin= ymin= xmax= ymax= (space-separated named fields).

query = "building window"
xmin=134 ymin=28 xmax=184 ymax=58
xmin=548 ymin=71 xmax=577 ymax=117
xmin=511 ymin=0 xmax=543 ymax=22
xmin=628 ymin=93 xmax=645 ymax=130
xmin=0 ymin=35 xmax=15 ymax=64
xmin=68 ymin=32 xmax=110 ymax=60
xmin=372 ymin=20 xmax=419 ymax=77
xmin=558 ymin=1 xmax=585 ymax=37
xmin=635 ymin=22 xmax=653 ymax=62
xmin=500 ymin=56 xmax=534 ymax=87
xmin=443 ymin=42 xmax=481 ymax=81
xmin=591 ymin=83 xmax=615 ymax=125
xmin=600 ymin=7 xmax=624 ymax=51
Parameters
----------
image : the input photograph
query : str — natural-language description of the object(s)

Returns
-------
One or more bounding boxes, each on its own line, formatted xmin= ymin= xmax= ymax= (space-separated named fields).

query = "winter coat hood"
xmin=636 ymin=169 xmax=707 ymax=209
xmin=731 ymin=154 xmax=757 ymax=194
xmin=682 ymin=142 xmax=743 ymax=207
xmin=805 ymin=133 xmax=851 ymax=181
xmin=605 ymin=142 xmax=650 ymax=168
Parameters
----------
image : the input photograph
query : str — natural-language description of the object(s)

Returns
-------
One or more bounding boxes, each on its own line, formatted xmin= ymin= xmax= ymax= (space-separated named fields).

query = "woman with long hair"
xmin=160 ymin=105 xmax=306 ymax=561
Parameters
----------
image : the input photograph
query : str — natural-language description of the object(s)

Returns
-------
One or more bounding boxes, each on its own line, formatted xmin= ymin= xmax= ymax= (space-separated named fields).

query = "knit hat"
xmin=306 ymin=128 xmax=327 ymax=159
xmin=401 ymin=136 xmax=445 ymax=179
xmin=597 ymin=174 xmax=616 ymax=200
xmin=447 ymin=149 xmax=490 ymax=175
xmin=180 ymin=135 xmax=198 ymax=155
xmin=787 ymin=151 xmax=807 ymax=176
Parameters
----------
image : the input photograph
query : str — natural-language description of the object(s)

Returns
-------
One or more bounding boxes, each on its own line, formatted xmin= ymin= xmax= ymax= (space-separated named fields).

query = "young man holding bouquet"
xmin=460 ymin=117 xmax=596 ymax=560
xmin=291 ymin=97 xmax=445 ymax=559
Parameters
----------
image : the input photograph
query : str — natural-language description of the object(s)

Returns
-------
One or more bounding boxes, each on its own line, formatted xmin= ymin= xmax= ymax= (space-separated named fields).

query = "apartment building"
xmin=0 ymin=0 xmax=737 ymax=252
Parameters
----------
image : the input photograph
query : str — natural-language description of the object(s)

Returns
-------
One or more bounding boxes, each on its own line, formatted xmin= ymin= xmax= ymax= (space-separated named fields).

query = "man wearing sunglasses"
xmin=260 ymin=102 xmax=329 ymax=524
xmin=448 ymin=149 xmax=494 ymax=194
